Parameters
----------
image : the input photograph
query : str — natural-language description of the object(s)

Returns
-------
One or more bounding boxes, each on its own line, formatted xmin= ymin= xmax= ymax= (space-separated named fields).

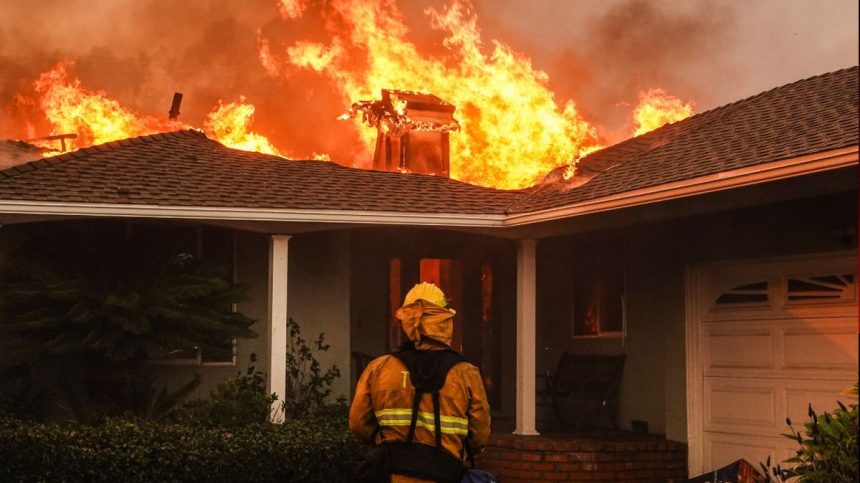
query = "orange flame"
xmin=204 ymin=98 xmax=282 ymax=156
xmin=270 ymin=0 xmax=602 ymax=189
xmin=33 ymin=62 xmax=181 ymax=150
xmin=26 ymin=62 xmax=285 ymax=157
xmin=632 ymin=88 xmax=694 ymax=137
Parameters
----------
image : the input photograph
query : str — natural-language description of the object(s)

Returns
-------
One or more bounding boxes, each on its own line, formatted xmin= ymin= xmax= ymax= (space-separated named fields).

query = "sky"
xmin=0 ymin=0 xmax=857 ymax=152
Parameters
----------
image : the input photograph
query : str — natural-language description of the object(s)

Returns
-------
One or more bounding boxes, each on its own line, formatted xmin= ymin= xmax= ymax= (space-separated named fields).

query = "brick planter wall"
xmin=475 ymin=433 xmax=688 ymax=482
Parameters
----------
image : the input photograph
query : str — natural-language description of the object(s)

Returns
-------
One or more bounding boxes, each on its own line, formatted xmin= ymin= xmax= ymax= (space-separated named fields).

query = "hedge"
xmin=0 ymin=416 xmax=365 ymax=482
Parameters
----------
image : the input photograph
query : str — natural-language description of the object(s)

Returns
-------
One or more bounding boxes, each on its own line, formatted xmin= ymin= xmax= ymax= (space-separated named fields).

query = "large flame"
xmin=26 ymin=62 xmax=285 ymax=157
xmin=632 ymin=88 xmax=694 ymax=137
xmin=204 ymin=98 xmax=282 ymax=156
xmin=33 ymin=62 xmax=181 ymax=150
xmin=268 ymin=0 xmax=602 ymax=189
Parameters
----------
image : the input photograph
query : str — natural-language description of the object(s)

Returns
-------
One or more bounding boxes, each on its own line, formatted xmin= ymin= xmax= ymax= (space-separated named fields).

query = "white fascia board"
xmin=503 ymin=146 xmax=859 ymax=226
xmin=0 ymin=201 xmax=507 ymax=227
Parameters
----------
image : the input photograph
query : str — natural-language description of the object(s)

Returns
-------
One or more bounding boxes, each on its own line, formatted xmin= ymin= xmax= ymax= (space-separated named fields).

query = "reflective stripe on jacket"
xmin=349 ymin=353 xmax=491 ymax=467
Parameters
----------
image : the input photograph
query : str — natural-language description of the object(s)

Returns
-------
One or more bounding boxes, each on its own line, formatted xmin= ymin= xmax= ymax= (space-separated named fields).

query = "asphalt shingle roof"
xmin=0 ymin=67 xmax=856 ymax=218
xmin=0 ymin=140 xmax=49 ymax=170
xmin=508 ymin=66 xmax=859 ymax=213
xmin=0 ymin=130 xmax=524 ymax=214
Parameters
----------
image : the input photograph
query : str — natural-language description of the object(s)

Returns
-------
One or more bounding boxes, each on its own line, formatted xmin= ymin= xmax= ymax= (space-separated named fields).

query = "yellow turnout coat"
xmin=349 ymin=299 xmax=491 ymax=483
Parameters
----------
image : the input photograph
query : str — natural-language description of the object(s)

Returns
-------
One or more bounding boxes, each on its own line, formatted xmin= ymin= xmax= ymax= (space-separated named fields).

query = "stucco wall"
xmin=152 ymin=229 xmax=270 ymax=398
xmin=536 ymin=190 xmax=857 ymax=441
xmin=287 ymin=230 xmax=352 ymax=401
xmin=154 ymin=229 xmax=353 ymax=402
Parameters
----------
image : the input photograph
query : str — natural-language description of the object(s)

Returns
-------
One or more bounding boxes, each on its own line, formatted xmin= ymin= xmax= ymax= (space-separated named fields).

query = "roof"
xmin=508 ymin=66 xmax=859 ymax=213
xmin=0 ymin=140 xmax=49 ymax=170
xmin=0 ymin=67 xmax=856 ymax=222
xmin=0 ymin=130 xmax=523 ymax=215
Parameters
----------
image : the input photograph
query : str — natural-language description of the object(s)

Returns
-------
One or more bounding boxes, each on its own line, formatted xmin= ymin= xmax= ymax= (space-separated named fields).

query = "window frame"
xmin=145 ymin=223 xmax=239 ymax=367
xmin=570 ymin=248 xmax=627 ymax=340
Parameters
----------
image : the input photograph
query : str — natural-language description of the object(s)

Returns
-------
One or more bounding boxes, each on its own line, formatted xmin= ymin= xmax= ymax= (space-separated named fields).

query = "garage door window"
xmin=786 ymin=274 xmax=855 ymax=303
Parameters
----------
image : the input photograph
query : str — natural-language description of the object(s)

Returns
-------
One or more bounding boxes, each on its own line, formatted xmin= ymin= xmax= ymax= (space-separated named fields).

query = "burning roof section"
xmin=0 ymin=140 xmax=50 ymax=170
xmin=0 ymin=66 xmax=856 ymax=219
xmin=0 ymin=130 xmax=523 ymax=214
xmin=508 ymin=66 xmax=859 ymax=213
xmin=345 ymin=90 xmax=460 ymax=137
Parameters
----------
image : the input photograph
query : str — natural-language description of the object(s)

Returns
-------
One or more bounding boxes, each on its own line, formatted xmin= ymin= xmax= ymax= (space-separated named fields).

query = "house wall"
xmin=153 ymin=229 xmax=270 ymax=398
xmin=152 ymin=229 xmax=353 ymax=401
xmin=287 ymin=230 xmax=352 ymax=401
xmin=0 ymin=221 xmax=353 ymax=405
xmin=536 ymin=190 xmax=857 ymax=441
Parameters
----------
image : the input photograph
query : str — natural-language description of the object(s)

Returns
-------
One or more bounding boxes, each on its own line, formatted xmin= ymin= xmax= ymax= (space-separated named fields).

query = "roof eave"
xmin=503 ymin=145 xmax=859 ymax=226
xmin=0 ymin=201 xmax=508 ymax=228
xmin=0 ymin=146 xmax=855 ymax=230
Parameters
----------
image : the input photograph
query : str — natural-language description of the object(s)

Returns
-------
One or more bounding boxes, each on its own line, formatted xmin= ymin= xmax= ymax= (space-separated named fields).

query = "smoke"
xmin=0 ymin=0 xmax=363 ymax=159
xmin=542 ymin=0 xmax=738 ymax=143
xmin=0 ymin=0 xmax=855 ymax=157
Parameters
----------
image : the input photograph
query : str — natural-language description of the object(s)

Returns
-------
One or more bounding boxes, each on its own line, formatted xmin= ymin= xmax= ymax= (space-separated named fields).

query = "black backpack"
xmin=354 ymin=345 xmax=469 ymax=483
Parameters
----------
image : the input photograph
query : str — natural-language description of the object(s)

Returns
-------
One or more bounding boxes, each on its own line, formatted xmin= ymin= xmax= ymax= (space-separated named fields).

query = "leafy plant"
xmin=761 ymin=384 xmax=858 ymax=482
xmin=175 ymin=353 xmax=277 ymax=427
xmin=0 ymin=366 xmax=50 ymax=420
xmin=0 ymin=414 xmax=365 ymax=482
xmin=283 ymin=318 xmax=343 ymax=418
xmin=0 ymin=223 xmax=256 ymax=420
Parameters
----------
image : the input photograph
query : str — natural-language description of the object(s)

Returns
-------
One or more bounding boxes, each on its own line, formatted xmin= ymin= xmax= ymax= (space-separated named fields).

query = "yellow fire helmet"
xmin=403 ymin=282 xmax=447 ymax=308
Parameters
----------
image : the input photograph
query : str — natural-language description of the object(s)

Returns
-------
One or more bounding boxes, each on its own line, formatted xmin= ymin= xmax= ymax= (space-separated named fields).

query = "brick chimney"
xmin=366 ymin=90 xmax=457 ymax=176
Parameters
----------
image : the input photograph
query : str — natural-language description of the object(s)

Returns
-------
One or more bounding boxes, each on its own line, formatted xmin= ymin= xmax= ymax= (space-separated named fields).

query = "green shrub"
xmin=0 ymin=366 xmax=49 ymax=420
xmin=0 ymin=224 xmax=256 ymax=421
xmin=0 ymin=414 xmax=365 ymax=482
xmin=174 ymin=353 xmax=277 ymax=427
xmin=284 ymin=318 xmax=343 ymax=418
xmin=761 ymin=384 xmax=858 ymax=482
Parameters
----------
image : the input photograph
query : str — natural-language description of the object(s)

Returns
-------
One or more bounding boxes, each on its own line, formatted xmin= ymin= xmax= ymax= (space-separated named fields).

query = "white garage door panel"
xmin=705 ymin=432 xmax=801 ymax=472
xmin=689 ymin=252 xmax=858 ymax=475
xmin=705 ymin=382 xmax=776 ymax=429
xmin=783 ymin=326 xmax=858 ymax=369
xmin=707 ymin=331 xmax=774 ymax=369
xmin=705 ymin=433 xmax=780 ymax=472
xmin=784 ymin=380 xmax=853 ymax=427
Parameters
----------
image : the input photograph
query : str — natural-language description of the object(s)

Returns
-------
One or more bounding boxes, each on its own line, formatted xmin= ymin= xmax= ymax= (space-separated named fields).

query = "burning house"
xmin=0 ymin=66 xmax=857 ymax=481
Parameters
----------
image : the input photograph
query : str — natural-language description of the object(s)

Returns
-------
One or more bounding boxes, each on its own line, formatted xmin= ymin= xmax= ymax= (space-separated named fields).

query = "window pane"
xmin=573 ymin=280 xmax=600 ymax=336
xmin=201 ymin=340 xmax=234 ymax=364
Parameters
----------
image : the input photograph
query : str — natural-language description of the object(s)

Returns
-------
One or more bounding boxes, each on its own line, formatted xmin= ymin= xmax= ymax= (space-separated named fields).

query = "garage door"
xmin=688 ymin=252 xmax=858 ymax=474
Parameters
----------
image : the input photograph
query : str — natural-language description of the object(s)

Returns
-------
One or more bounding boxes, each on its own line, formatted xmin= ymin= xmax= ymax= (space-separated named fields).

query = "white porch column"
xmin=268 ymin=234 xmax=291 ymax=422
xmin=514 ymin=238 xmax=540 ymax=435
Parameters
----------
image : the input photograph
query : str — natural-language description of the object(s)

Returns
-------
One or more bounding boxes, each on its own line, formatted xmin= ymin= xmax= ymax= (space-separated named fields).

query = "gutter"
xmin=0 ymin=201 xmax=507 ymax=227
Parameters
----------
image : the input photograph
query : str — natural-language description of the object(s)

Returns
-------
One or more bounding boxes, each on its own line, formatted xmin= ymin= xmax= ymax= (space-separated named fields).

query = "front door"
xmin=387 ymin=256 xmax=499 ymax=403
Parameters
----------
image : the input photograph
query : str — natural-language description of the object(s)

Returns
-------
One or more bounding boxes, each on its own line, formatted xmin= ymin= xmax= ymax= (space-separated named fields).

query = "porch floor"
xmin=476 ymin=426 xmax=687 ymax=483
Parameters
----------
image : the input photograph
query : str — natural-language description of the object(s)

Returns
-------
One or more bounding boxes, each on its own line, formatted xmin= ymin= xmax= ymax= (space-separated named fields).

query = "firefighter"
xmin=349 ymin=282 xmax=491 ymax=483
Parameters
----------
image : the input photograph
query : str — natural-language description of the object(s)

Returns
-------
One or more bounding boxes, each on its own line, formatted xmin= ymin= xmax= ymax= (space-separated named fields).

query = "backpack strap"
xmin=432 ymin=390 xmax=442 ymax=448
xmin=391 ymin=347 xmax=466 ymax=448
xmin=406 ymin=387 xmax=422 ymax=444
